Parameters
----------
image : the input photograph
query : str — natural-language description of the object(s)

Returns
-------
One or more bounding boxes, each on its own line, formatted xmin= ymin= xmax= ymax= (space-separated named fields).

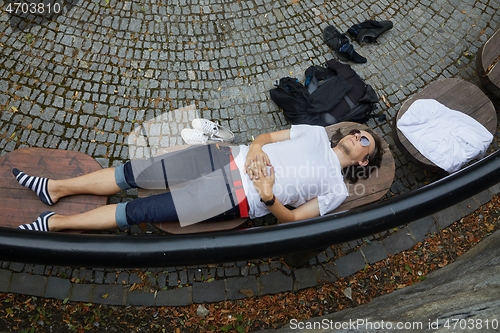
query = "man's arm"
xmin=250 ymin=155 xmax=321 ymax=223
xmin=265 ymin=196 xmax=321 ymax=223
xmin=245 ymin=129 xmax=290 ymax=175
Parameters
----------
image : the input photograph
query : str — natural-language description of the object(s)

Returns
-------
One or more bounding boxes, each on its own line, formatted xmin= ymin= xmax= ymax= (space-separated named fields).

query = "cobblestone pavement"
xmin=0 ymin=0 xmax=499 ymax=308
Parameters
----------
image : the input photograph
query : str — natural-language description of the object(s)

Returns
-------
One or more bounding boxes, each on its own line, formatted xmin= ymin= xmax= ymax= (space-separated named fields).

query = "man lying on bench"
xmin=12 ymin=124 xmax=383 ymax=232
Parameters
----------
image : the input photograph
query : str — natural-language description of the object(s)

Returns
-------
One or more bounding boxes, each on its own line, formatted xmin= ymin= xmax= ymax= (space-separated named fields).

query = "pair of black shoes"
xmin=323 ymin=20 xmax=393 ymax=64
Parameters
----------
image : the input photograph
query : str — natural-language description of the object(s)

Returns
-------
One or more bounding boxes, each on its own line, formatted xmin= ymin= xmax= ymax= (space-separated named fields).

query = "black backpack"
xmin=270 ymin=59 xmax=385 ymax=126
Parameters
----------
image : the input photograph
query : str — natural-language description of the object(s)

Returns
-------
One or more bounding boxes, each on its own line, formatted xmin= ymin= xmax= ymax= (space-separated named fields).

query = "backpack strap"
xmin=344 ymin=95 xmax=356 ymax=109
xmin=340 ymin=94 xmax=386 ymax=122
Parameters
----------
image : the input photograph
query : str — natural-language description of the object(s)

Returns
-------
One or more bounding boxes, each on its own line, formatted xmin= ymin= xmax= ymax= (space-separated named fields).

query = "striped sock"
xmin=12 ymin=168 xmax=54 ymax=206
xmin=19 ymin=211 xmax=55 ymax=232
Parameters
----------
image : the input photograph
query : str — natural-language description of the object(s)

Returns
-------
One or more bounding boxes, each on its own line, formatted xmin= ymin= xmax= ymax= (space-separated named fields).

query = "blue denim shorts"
xmin=114 ymin=144 xmax=248 ymax=230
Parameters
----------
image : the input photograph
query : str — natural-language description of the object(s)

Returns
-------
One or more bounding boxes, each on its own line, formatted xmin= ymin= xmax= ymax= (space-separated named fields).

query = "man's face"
xmin=337 ymin=129 xmax=375 ymax=166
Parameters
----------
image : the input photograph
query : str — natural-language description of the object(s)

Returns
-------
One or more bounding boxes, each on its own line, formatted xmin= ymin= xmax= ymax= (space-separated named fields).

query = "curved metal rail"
xmin=1 ymin=150 xmax=499 ymax=268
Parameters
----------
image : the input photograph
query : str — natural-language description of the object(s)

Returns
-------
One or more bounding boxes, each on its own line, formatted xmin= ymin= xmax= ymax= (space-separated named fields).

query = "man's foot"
xmin=12 ymin=168 xmax=54 ymax=205
xmin=19 ymin=211 xmax=55 ymax=232
xmin=192 ymin=118 xmax=235 ymax=142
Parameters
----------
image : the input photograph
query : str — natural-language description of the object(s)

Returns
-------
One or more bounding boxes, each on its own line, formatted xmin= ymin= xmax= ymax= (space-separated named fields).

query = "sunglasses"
xmin=348 ymin=129 xmax=371 ymax=147
xmin=348 ymin=129 xmax=372 ymax=162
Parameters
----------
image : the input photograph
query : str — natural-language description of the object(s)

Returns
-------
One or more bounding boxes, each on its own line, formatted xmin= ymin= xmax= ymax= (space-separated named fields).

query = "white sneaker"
xmin=192 ymin=118 xmax=234 ymax=142
xmin=181 ymin=128 xmax=225 ymax=145
xmin=181 ymin=129 xmax=209 ymax=145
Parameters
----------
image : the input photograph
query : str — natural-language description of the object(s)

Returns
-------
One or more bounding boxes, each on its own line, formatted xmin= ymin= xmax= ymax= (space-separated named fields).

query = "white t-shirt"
xmin=233 ymin=125 xmax=348 ymax=218
xmin=397 ymin=99 xmax=493 ymax=173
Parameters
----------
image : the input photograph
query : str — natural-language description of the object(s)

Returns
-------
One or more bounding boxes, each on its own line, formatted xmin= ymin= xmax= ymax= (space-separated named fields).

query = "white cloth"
xmin=233 ymin=125 xmax=348 ymax=218
xmin=397 ymin=99 xmax=493 ymax=173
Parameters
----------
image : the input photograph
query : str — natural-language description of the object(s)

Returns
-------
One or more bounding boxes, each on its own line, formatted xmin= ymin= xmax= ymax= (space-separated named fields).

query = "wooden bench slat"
xmin=477 ymin=28 xmax=500 ymax=99
xmin=0 ymin=148 xmax=107 ymax=231
xmin=482 ymin=35 xmax=500 ymax=66
xmin=155 ymin=219 xmax=247 ymax=234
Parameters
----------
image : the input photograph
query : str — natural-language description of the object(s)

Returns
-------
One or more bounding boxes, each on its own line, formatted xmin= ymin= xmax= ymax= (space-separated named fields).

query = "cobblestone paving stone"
xmin=0 ymin=0 xmax=499 ymax=306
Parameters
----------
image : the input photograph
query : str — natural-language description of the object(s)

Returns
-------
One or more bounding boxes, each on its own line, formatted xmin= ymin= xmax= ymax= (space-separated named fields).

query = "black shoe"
xmin=347 ymin=20 xmax=393 ymax=44
xmin=323 ymin=25 xmax=367 ymax=63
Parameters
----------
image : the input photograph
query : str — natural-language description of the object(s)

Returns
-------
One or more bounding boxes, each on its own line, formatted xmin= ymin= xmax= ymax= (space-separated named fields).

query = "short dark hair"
xmin=330 ymin=127 xmax=384 ymax=183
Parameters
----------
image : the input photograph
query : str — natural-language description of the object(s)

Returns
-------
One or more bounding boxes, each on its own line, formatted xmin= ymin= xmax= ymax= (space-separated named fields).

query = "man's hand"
xmin=249 ymin=156 xmax=320 ymax=223
xmin=245 ymin=143 xmax=270 ymax=178
xmin=244 ymin=129 xmax=290 ymax=177
xmin=249 ymin=155 xmax=275 ymax=199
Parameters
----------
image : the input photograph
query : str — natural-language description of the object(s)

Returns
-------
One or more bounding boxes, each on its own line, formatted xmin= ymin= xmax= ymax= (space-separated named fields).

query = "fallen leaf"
xmin=343 ymin=287 xmax=352 ymax=301
xmin=381 ymin=95 xmax=391 ymax=107
xmin=239 ymin=289 xmax=255 ymax=298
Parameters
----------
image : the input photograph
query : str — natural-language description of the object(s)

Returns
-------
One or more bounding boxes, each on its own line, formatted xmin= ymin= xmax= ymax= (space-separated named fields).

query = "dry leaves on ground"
xmin=0 ymin=195 xmax=499 ymax=332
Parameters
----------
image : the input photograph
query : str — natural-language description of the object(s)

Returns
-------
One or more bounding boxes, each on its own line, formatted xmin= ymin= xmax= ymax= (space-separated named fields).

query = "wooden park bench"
xmin=139 ymin=121 xmax=395 ymax=234
xmin=0 ymin=122 xmax=394 ymax=234
xmin=476 ymin=28 xmax=500 ymax=100
xmin=0 ymin=148 xmax=107 ymax=232
xmin=392 ymin=78 xmax=497 ymax=174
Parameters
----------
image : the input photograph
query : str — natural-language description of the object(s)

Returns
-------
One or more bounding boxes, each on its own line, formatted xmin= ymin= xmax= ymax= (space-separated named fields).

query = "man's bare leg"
xmin=13 ymin=167 xmax=123 ymax=205
xmin=49 ymin=205 xmax=119 ymax=231
xmin=19 ymin=205 xmax=120 ymax=232
xmin=48 ymin=168 xmax=122 ymax=203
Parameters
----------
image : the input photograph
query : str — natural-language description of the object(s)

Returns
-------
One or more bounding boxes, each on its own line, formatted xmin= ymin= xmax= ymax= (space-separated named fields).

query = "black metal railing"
xmin=1 ymin=150 xmax=499 ymax=268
